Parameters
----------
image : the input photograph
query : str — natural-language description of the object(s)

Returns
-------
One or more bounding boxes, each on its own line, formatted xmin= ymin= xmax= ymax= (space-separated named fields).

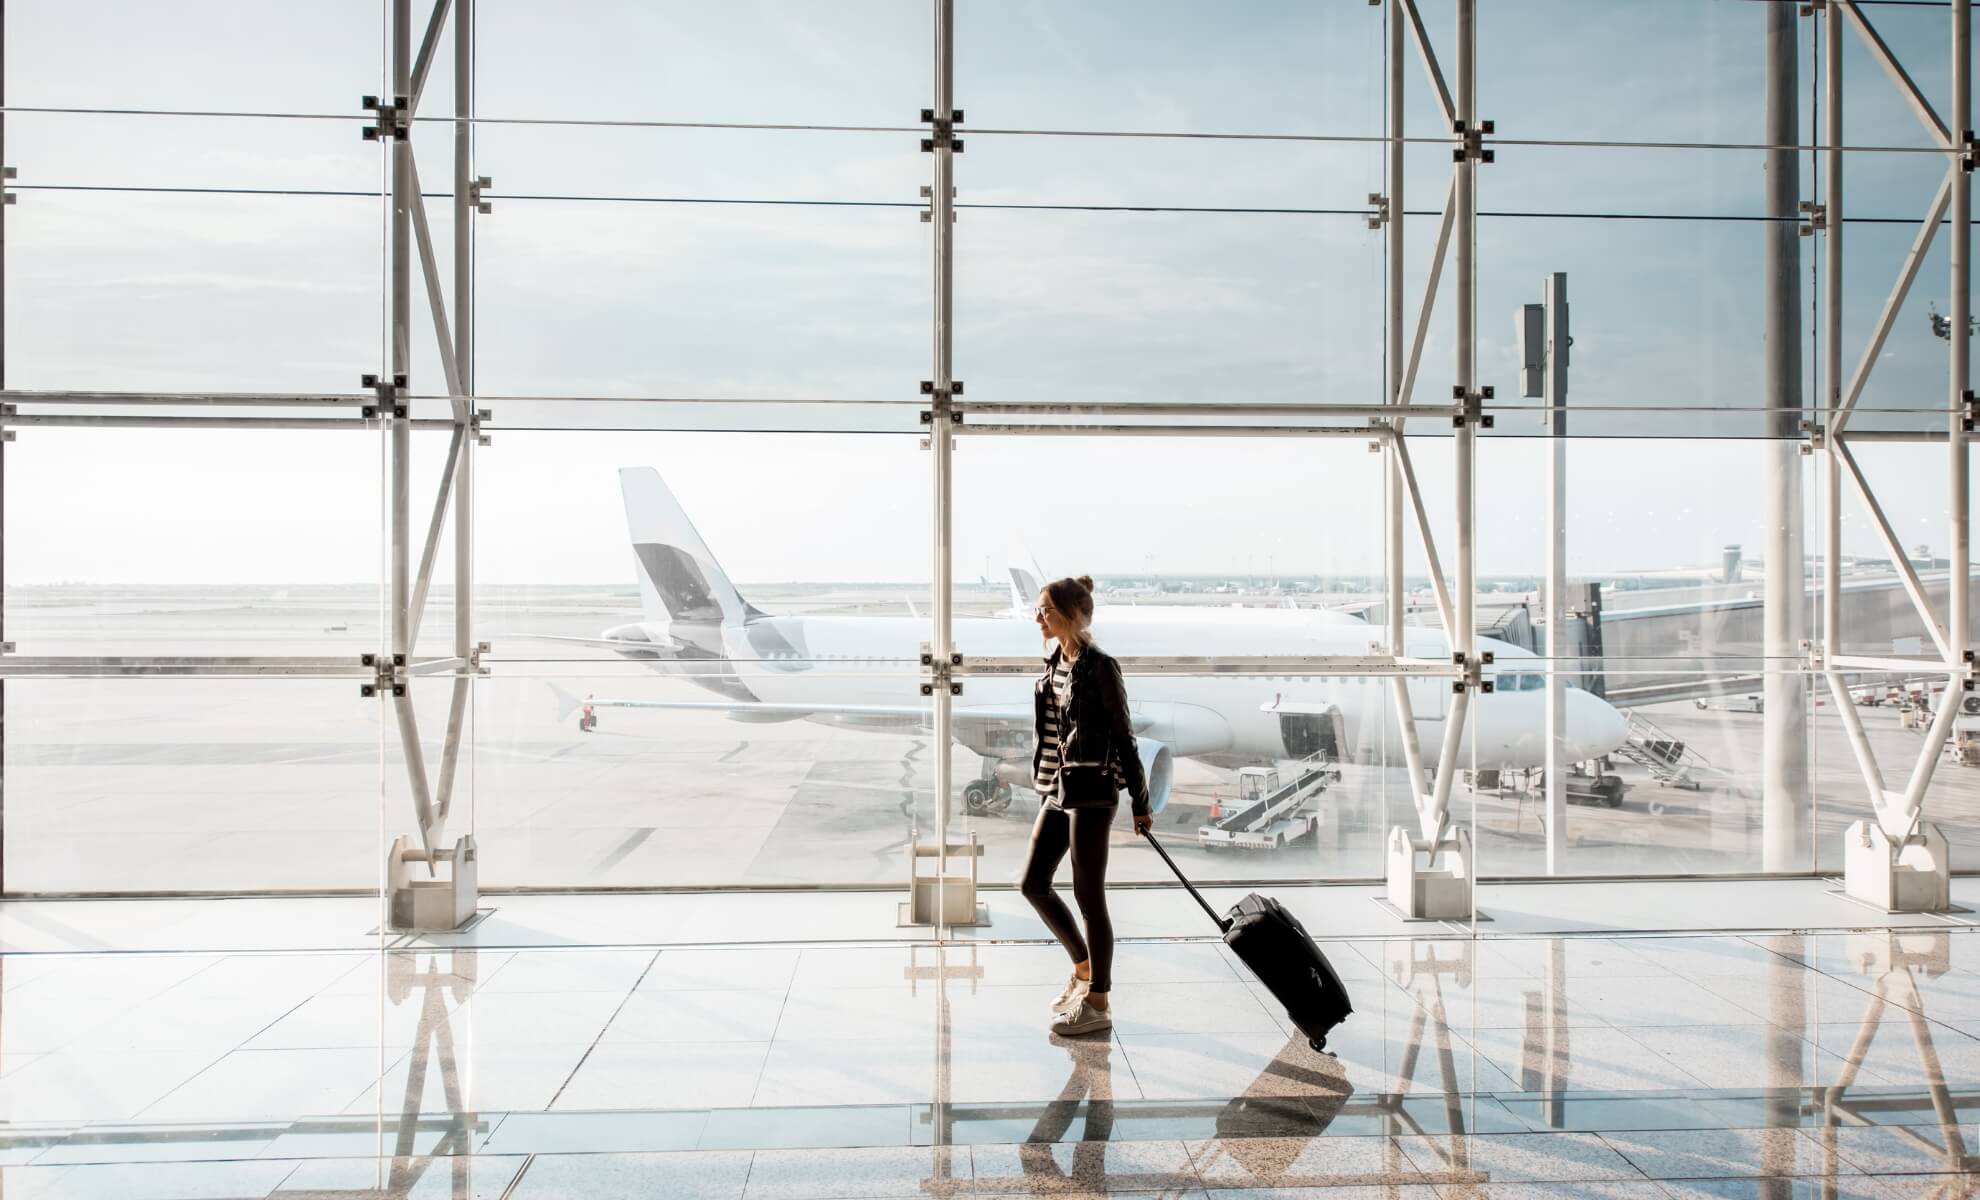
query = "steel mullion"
xmin=1833 ymin=171 xmax=1952 ymax=438
xmin=1 ymin=390 xmax=370 ymax=407
xmin=406 ymin=425 xmax=465 ymax=651
xmin=1840 ymin=0 xmax=1954 ymax=148
xmin=407 ymin=0 xmax=453 ymax=118
xmin=1399 ymin=174 xmax=1458 ymax=413
xmin=1834 ymin=436 xmax=1955 ymax=659
xmin=1392 ymin=433 xmax=1458 ymax=639
xmin=953 ymin=423 xmax=1386 ymax=438
xmin=1399 ymin=0 xmax=1454 ymax=126
xmin=405 ymin=156 xmax=466 ymax=409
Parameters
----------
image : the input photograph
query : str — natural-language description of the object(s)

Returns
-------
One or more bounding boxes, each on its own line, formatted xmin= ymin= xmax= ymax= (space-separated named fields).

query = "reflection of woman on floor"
xmin=1017 ymin=1034 xmax=1116 ymax=1191
xmin=1021 ymin=575 xmax=1152 ymax=1038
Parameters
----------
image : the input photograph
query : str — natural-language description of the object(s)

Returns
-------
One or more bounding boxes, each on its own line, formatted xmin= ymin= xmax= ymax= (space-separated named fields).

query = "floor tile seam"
xmin=11 ymin=926 xmax=1970 ymax=960
xmin=1592 ymin=1019 xmax=1732 ymax=1093
xmin=114 ymin=1031 xmax=272 ymax=1125
xmin=495 ymin=1150 xmax=535 ymax=1200
xmin=540 ymin=949 xmax=663 ymax=1111
xmin=747 ymin=945 xmax=803 ymax=1108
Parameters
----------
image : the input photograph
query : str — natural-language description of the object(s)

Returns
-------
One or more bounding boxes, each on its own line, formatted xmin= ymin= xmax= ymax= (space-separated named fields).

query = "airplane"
xmin=549 ymin=468 xmax=1633 ymax=818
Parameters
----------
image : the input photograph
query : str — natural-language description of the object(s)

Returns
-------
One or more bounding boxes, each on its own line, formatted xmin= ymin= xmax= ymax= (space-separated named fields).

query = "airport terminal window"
xmin=4 ymin=0 xmax=1976 ymax=894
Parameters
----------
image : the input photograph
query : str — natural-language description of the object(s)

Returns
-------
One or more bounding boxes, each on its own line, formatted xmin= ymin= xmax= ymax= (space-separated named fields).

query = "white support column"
xmin=920 ymin=0 xmax=970 ymax=934
xmin=1762 ymin=0 xmax=1810 ymax=873
xmin=434 ymin=0 xmax=475 ymax=830
xmin=1542 ymin=273 xmax=1568 ymax=876
xmin=1387 ymin=0 xmax=1478 ymax=921
xmin=1386 ymin=0 xmax=1412 ymax=814
xmin=1951 ymin=0 xmax=1972 ymax=710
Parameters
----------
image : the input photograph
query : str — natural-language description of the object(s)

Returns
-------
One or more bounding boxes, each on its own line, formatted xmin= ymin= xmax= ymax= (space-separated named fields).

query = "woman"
xmin=1020 ymin=575 xmax=1151 ymax=1037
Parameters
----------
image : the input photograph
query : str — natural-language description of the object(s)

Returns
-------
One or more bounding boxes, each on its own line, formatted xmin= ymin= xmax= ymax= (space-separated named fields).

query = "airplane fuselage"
xmin=621 ymin=605 xmax=1629 ymax=770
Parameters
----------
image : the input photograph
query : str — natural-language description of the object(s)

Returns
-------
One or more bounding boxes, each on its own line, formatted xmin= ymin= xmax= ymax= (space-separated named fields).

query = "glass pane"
xmin=474 ymin=199 xmax=926 ymax=403
xmin=6 ymin=0 xmax=380 ymax=112
xmin=960 ymin=0 xmax=1382 ymax=137
xmin=471 ymin=431 xmax=931 ymax=888
xmin=6 ymin=676 xmax=384 ymax=892
xmin=1476 ymin=0 xmax=1785 ymax=147
xmin=477 ymin=0 xmax=927 ymax=127
xmin=4 ymin=430 xmax=382 ymax=656
xmin=955 ymin=434 xmax=1397 ymax=885
xmin=7 ymin=192 xmax=380 ymax=393
xmin=1468 ymin=667 xmax=1814 ymax=877
xmin=473 ymin=664 xmax=932 ymax=888
xmin=958 ymin=210 xmax=1383 ymax=408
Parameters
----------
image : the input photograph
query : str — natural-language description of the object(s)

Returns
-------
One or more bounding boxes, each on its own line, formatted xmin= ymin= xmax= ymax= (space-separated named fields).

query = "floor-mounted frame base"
xmin=1842 ymin=820 xmax=1953 ymax=914
xmin=1385 ymin=824 xmax=1474 ymax=921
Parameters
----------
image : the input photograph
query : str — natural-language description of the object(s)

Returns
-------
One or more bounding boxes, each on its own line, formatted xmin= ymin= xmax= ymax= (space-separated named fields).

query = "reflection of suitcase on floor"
xmin=1142 ymin=829 xmax=1354 ymax=1051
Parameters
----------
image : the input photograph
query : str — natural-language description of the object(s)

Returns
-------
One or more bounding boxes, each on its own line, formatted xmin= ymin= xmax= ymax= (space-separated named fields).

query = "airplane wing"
xmin=550 ymin=683 xmax=1153 ymax=742
xmin=1259 ymin=696 xmax=1347 ymax=716
xmin=523 ymin=634 xmax=673 ymax=652
xmin=549 ymin=682 xmax=1044 ymax=731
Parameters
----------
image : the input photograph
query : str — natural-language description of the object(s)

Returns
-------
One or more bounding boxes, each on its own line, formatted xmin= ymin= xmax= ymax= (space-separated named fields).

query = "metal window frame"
xmin=1814 ymin=0 xmax=1975 ymax=850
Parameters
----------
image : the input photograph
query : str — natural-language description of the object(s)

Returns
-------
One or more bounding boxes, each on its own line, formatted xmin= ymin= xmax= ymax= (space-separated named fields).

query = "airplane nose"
xmin=1568 ymin=689 xmax=1631 ymax=760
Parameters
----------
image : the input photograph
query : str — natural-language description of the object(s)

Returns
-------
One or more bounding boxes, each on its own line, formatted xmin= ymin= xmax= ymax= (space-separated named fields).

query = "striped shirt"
xmin=1034 ymin=650 xmax=1130 ymax=807
xmin=1034 ymin=659 xmax=1074 ymax=802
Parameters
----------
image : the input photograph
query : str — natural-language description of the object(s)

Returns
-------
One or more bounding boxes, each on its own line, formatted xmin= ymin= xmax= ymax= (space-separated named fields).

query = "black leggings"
xmin=1018 ymin=803 xmax=1117 ymax=993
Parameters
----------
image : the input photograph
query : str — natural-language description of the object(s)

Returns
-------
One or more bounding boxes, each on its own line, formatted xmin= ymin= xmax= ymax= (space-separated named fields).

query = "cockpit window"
xmin=1500 ymin=672 xmax=1578 ymax=692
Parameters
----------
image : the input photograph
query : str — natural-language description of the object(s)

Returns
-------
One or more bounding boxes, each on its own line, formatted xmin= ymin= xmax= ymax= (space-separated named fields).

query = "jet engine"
xmin=1139 ymin=739 xmax=1173 ymax=815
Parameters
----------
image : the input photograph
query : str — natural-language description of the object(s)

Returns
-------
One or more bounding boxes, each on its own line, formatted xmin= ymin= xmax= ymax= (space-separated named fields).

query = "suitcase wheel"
xmin=1308 ymin=1035 xmax=1334 ymax=1056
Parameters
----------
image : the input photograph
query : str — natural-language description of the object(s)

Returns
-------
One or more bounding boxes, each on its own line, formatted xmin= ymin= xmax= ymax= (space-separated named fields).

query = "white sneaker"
xmin=1051 ymin=973 xmax=1090 ymax=1013
xmin=1051 ymin=997 xmax=1113 ymax=1037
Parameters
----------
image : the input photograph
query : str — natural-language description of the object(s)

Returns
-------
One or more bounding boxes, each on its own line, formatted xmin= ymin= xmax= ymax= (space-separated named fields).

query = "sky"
xmin=2 ymin=0 xmax=1976 ymax=586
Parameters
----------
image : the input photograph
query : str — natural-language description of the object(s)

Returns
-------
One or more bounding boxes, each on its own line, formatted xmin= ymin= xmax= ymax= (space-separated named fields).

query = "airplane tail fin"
xmin=618 ymin=467 xmax=759 ymax=628
xmin=549 ymin=682 xmax=585 ymax=722
xmin=1007 ymin=547 xmax=1045 ymax=612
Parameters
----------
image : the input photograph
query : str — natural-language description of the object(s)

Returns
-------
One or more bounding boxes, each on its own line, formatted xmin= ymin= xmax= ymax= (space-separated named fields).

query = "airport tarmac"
xmin=4 ymin=584 xmax=1975 ymax=893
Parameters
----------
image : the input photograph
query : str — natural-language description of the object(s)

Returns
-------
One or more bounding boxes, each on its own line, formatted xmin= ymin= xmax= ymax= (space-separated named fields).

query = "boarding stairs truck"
xmin=1612 ymin=711 xmax=1721 ymax=791
xmin=1197 ymin=756 xmax=1339 ymax=851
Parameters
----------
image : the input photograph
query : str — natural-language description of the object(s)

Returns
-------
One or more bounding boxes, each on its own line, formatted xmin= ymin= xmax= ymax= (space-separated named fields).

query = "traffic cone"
xmin=1210 ymin=797 xmax=1222 ymax=820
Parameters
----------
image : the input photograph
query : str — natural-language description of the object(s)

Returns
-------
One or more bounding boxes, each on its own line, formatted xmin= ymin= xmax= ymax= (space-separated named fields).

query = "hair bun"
xmin=1074 ymin=575 xmax=1095 ymax=592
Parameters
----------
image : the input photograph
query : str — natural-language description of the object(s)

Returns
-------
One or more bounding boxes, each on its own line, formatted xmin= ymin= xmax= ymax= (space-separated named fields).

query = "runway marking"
xmin=598 ymin=827 xmax=657 ymax=873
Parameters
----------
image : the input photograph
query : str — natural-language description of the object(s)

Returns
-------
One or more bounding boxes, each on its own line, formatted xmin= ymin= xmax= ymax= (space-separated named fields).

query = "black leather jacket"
xmin=1033 ymin=643 xmax=1151 ymax=816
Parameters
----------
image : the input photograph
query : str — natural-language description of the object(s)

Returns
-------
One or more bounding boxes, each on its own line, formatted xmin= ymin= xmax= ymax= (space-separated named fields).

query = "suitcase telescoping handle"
xmin=1139 ymin=828 xmax=1232 ymax=934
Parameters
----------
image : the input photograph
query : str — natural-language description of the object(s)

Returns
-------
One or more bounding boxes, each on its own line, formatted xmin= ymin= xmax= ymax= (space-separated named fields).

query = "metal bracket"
xmin=1798 ymin=200 xmax=1826 ymax=236
xmin=361 ymin=95 xmax=411 ymax=141
xmin=918 ymin=644 xmax=964 ymax=697
xmin=920 ymin=379 xmax=964 ymax=428
xmin=468 ymin=175 xmax=493 ymax=215
xmin=919 ymin=184 xmax=958 ymax=224
xmin=1963 ymin=131 xmax=1980 ymax=175
xmin=1453 ymin=118 xmax=1496 ymax=164
xmin=1450 ymin=385 xmax=1496 ymax=428
xmin=359 ymin=652 xmax=408 ymax=698
xmin=920 ymin=107 xmax=964 ymax=154
xmin=1801 ymin=420 xmax=1826 ymax=453
xmin=0 ymin=642 xmax=14 ymax=655
xmin=1963 ymin=389 xmax=1978 ymax=434
xmin=1451 ymin=651 xmax=1494 ymax=694
xmin=360 ymin=373 xmax=409 ymax=420
xmin=2 ymin=166 xmax=15 ymax=207
xmin=470 ymin=641 xmax=492 ymax=675
xmin=474 ymin=407 xmax=492 ymax=446
xmin=1366 ymin=192 xmax=1391 ymax=230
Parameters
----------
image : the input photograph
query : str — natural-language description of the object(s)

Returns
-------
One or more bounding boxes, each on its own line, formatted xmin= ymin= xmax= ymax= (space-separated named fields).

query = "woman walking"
xmin=1020 ymin=575 xmax=1151 ymax=1037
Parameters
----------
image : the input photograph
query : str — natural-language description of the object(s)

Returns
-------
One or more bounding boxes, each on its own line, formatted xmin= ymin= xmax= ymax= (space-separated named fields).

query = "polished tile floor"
xmin=4 ymin=927 xmax=1980 ymax=1196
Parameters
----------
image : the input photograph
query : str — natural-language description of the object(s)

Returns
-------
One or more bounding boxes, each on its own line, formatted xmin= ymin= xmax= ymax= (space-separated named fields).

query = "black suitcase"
xmin=1141 ymin=829 xmax=1354 ymax=1051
